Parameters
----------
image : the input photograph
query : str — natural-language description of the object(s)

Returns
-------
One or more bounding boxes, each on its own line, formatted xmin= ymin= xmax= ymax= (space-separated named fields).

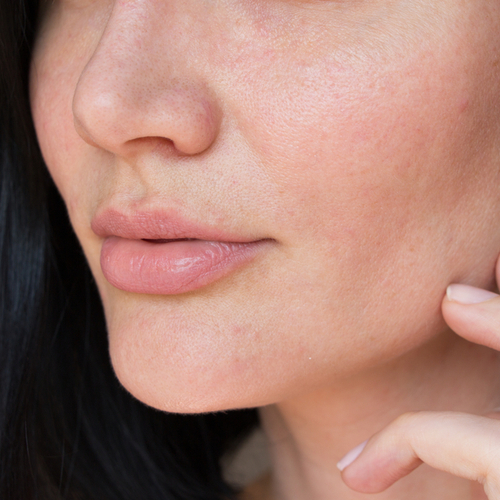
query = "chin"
xmin=111 ymin=361 xmax=265 ymax=414
xmin=107 ymin=327 xmax=275 ymax=414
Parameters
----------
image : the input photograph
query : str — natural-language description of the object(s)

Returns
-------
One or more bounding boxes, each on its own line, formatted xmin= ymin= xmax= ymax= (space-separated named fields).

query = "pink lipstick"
xmin=92 ymin=210 xmax=270 ymax=295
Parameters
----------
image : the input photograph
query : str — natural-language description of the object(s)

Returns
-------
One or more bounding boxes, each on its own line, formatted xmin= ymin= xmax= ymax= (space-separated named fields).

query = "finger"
xmin=338 ymin=411 xmax=500 ymax=498
xmin=442 ymin=284 xmax=500 ymax=349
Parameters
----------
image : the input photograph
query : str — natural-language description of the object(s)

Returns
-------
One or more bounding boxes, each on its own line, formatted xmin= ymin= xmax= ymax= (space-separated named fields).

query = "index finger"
xmin=340 ymin=411 xmax=500 ymax=498
xmin=442 ymin=284 xmax=500 ymax=350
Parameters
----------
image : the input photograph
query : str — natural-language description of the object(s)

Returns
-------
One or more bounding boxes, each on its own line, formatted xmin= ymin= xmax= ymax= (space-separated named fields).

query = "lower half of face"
xmin=30 ymin=0 xmax=500 ymax=412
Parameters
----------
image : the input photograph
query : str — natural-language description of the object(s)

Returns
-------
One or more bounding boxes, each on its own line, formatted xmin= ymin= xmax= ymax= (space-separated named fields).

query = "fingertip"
xmin=339 ymin=447 xmax=409 ymax=494
xmin=442 ymin=284 xmax=500 ymax=349
xmin=337 ymin=440 xmax=367 ymax=471
xmin=445 ymin=284 xmax=498 ymax=305
xmin=338 ymin=440 xmax=383 ymax=494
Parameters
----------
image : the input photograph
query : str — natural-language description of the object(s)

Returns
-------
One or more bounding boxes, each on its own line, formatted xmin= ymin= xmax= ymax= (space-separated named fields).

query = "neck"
xmin=259 ymin=330 xmax=500 ymax=500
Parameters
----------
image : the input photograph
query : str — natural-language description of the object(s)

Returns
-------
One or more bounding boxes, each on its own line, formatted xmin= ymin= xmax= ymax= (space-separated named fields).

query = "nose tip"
xmin=72 ymin=62 xmax=222 ymax=157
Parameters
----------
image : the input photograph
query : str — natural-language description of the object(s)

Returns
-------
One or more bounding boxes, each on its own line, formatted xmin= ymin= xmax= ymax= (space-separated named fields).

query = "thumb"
xmin=442 ymin=284 xmax=500 ymax=350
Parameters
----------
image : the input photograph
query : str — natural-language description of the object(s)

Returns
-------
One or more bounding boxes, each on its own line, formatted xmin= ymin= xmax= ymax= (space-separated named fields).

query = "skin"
xmin=30 ymin=0 xmax=500 ymax=498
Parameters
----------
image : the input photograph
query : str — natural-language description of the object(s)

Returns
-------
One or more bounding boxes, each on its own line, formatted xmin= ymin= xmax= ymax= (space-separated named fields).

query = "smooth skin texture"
xmin=30 ymin=0 xmax=500 ymax=499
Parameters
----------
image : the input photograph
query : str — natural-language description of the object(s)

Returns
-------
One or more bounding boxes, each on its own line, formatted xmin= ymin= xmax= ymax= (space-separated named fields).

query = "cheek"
xmin=246 ymin=51 xmax=470 ymax=203
xmin=31 ymin=75 xmax=77 ymax=195
xmin=31 ymin=58 xmax=118 ymax=324
xmin=238 ymin=16 xmax=500 ymax=262
xmin=215 ymin=11 xmax=500 ymax=383
xmin=30 ymin=7 xmax=110 ymax=219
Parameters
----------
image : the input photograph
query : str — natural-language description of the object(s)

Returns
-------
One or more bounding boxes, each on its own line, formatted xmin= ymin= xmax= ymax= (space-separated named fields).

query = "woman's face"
xmin=31 ymin=0 xmax=500 ymax=412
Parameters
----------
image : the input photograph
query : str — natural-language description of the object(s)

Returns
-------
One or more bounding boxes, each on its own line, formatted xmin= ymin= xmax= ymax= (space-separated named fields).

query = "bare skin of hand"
xmin=337 ymin=256 xmax=500 ymax=499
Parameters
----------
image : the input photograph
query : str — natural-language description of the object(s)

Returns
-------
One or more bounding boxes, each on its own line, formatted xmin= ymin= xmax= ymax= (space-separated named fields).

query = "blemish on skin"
xmin=459 ymin=99 xmax=469 ymax=113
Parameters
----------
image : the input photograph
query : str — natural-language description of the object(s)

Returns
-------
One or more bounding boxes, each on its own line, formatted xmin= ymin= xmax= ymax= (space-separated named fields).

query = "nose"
xmin=72 ymin=1 xmax=221 ymax=157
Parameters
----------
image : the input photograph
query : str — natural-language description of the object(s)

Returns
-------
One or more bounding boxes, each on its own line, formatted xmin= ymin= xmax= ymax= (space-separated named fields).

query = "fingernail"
xmin=337 ymin=440 xmax=368 ymax=471
xmin=446 ymin=284 xmax=499 ymax=304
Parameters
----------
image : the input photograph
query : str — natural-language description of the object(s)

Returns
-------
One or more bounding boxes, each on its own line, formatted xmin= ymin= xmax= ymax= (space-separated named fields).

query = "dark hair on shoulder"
xmin=0 ymin=0 xmax=258 ymax=498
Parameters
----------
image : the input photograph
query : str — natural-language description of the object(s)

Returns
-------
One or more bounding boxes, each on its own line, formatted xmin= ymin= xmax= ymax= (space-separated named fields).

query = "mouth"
xmin=92 ymin=210 xmax=272 ymax=295
xmin=142 ymin=238 xmax=195 ymax=243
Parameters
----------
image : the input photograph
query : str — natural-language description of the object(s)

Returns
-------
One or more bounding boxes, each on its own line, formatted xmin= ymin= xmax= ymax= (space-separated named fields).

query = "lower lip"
xmin=100 ymin=237 xmax=268 ymax=295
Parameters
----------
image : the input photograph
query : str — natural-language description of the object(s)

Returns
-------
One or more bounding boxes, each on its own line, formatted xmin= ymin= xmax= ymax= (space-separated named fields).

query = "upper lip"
xmin=91 ymin=208 xmax=260 ymax=243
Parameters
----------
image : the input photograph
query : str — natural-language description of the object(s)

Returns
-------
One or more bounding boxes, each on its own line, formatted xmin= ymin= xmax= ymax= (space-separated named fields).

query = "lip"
xmin=92 ymin=209 xmax=271 ymax=295
xmin=91 ymin=208 xmax=258 ymax=242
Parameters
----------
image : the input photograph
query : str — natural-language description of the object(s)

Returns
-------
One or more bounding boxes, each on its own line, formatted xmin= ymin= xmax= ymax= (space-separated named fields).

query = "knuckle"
xmin=391 ymin=411 xmax=423 ymax=433
xmin=383 ymin=412 xmax=425 ymax=448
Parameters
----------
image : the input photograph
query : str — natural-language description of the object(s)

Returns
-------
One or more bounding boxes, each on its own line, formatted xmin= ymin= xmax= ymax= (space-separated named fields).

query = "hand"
xmin=336 ymin=258 xmax=500 ymax=499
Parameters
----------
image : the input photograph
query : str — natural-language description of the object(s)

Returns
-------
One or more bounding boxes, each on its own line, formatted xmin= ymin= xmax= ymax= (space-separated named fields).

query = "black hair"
xmin=0 ymin=0 xmax=259 ymax=498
